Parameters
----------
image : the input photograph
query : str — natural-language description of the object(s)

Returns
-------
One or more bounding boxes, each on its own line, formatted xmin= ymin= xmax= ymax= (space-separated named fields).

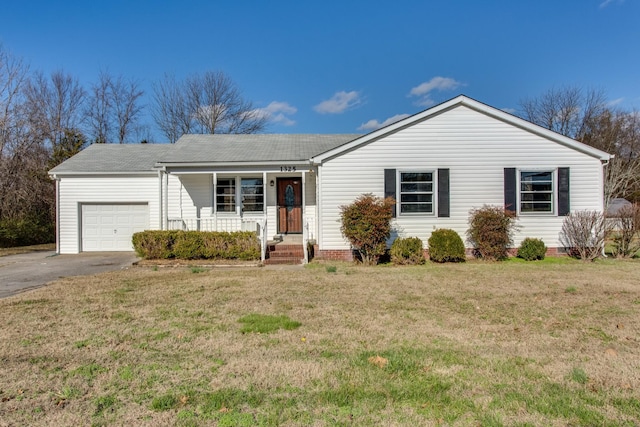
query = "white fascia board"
xmin=48 ymin=171 xmax=157 ymax=178
xmin=156 ymin=160 xmax=309 ymax=168
xmin=311 ymin=95 xmax=612 ymax=164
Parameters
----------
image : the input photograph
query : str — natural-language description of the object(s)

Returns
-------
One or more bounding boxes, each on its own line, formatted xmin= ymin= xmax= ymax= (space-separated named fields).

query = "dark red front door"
xmin=277 ymin=178 xmax=302 ymax=234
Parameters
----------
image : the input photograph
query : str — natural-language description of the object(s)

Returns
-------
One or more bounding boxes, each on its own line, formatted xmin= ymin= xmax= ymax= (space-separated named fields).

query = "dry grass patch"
xmin=0 ymin=243 xmax=55 ymax=257
xmin=0 ymin=259 xmax=639 ymax=426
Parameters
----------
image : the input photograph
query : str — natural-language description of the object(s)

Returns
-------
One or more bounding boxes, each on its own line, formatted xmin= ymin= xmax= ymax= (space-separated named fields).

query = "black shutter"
xmin=437 ymin=168 xmax=450 ymax=217
xmin=384 ymin=169 xmax=396 ymax=217
xmin=558 ymin=167 xmax=570 ymax=216
xmin=504 ymin=168 xmax=517 ymax=213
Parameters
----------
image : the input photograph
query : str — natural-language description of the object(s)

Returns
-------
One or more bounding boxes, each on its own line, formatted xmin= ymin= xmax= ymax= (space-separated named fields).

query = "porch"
xmin=160 ymin=169 xmax=317 ymax=264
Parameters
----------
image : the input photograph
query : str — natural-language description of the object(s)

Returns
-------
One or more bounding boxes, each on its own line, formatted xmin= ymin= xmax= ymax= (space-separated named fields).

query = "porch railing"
xmin=167 ymin=217 xmax=267 ymax=262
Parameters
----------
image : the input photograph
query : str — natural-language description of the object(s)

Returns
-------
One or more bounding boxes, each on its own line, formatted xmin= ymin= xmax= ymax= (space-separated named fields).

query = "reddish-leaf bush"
xmin=467 ymin=205 xmax=517 ymax=261
xmin=340 ymin=193 xmax=395 ymax=265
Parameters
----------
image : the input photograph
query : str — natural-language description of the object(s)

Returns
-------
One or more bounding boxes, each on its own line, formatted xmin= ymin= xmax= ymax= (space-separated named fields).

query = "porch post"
xmin=302 ymin=170 xmax=308 ymax=263
xmin=163 ymin=171 xmax=169 ymax=230
xmin=158 ymin=170 xmax=163 ymax=230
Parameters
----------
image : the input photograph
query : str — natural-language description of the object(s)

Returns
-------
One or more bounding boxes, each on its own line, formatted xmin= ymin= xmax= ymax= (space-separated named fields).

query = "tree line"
xmin=0 ymin=41 xmax=638 ymax=247
xmin=0 ymin=44 xmax=266 ymax=246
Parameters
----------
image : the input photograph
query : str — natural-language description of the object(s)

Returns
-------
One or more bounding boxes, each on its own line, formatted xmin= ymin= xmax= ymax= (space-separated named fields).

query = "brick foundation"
xmin=316 ymin=249 xmax=354 ymax=261
xmin=317 ymin=247 xmax=567 ymax=262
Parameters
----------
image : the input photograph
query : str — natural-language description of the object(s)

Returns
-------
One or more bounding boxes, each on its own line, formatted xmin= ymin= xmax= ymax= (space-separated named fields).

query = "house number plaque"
xmin=280 ymin=166 xmax=297 ymax=172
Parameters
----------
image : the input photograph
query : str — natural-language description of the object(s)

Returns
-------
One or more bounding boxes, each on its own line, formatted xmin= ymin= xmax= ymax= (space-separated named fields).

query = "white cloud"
xmin=408 ymin=76 xmax=464 ymax=107
xmin=253 ymin=101 xmax=297 ymax=126
xmin=501 ymin=107 xmax=516 ymax=114
xmin=608 ymin=97 xmax=624 ymax=107
xmin=599 ymin=0 xmax=624 ymax=8
xmin=314 ymin=91 xmax=362 ymax=114
xmin=358 ymin=113 xmax=410 ymax=131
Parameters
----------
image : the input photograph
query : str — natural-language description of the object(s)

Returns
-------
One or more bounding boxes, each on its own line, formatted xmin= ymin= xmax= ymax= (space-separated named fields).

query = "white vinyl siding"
xmin=318 ymin=105 xmax=604 ymax=250
xmin=58 ymin=175 xmax=159 ymax=254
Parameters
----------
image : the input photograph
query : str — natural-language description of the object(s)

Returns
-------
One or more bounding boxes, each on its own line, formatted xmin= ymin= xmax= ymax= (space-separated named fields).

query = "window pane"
xmin=401 ymin=183 xmax=433 ymax=192
xmin=401 ymin=193 xmax=433 ymax=203
xmin=401 ymin=203 xmax=432 ymax=213
xmin=401 ymin=172 xmax=433 ymax=182
xmin=521 ymin=171 xmax=552 ymax=182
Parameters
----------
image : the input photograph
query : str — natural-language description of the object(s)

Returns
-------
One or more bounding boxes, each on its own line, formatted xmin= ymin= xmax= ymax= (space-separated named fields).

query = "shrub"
xmin=560 ymin=210 xmax=608 ymax=261
xmin=428 ymin=229 xmax=466 ymax=263
xmin=0 ymin=216 xmax=54 ymax=248
xmin=132 ymin=230 xmax=260 ymax=260
xmin=390 ymin=237 xmax=425 ymax=265
xmin=517 ymin=237 xmax=547 ymax=261
xmin=467 ymin=205 xmax=517 ymax=261
xmin=609 ymin=204 xmax=640 ymax=258
xmin=340 ymin=193 xmax=395 ymax=265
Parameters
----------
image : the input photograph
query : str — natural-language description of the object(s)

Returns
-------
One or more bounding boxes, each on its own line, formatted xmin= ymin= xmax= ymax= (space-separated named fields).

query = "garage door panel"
xmin=81 ymin=204 xmax=149 ymax=252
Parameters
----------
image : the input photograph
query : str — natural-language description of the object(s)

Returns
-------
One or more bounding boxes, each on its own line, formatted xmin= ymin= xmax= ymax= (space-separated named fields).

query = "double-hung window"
xmin=520 ymin=171 xmax=553 ymax=213
xmin=216 ymin=177 xmax=264 ymax=213
xmin=399 ymin=172 xmax=434 ymax=214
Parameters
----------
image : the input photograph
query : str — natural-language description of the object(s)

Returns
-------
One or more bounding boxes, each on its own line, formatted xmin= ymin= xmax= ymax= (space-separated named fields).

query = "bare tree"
xmin=86 ymin=70 xmax=112 ymax=143
xmin=111 ymin=74 xmax=144 ymax=144
xmin=86 ymin=70 xmax=144 ymax=144
xmin=520 ymin=86 xmax=640 ymax=205
xmin=520 ymin=86 xmax=607 ymax=140
xmin=152 ymin=71 xmax=266 ymax=143
xmin=0 ymin=44 xmax=30 ymax=158
xmin=23 ymin=70 xmax=86 ymax=149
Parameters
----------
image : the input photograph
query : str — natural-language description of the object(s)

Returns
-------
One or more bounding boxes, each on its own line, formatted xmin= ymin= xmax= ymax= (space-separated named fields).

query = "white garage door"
xmin=81 ymin=204 xmax=149 ymax=251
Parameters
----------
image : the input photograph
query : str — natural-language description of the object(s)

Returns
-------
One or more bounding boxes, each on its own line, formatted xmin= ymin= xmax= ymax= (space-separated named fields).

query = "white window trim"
xmin=397 ymin=170 xmax=436 ymax=216
xmin=518 ymin=168 xmax=556 ymax=215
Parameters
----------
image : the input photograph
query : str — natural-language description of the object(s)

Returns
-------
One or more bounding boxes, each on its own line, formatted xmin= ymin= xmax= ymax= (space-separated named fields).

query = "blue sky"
xmin=1 ymin=0 xmax=638 ymax=141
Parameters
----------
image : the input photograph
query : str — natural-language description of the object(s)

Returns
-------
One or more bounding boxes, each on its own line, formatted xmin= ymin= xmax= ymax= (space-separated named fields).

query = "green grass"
xmin=1 ymin=260 xmax=639 ymax=425
xmin=237 ymin=313 xmax=301 ymax=334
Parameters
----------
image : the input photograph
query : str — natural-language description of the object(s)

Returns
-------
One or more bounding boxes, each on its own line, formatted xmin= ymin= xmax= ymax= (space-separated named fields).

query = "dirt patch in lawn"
xmin=0 ymin=259 xmax=638 ymax=426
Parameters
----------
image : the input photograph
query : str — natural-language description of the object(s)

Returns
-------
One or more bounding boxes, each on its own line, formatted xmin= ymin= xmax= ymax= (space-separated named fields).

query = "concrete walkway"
xmin=0 ymin=251 xmax=139 ymax=298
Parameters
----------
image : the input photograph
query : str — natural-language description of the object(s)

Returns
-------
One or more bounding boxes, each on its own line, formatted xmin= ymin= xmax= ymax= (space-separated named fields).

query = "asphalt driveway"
xmin=0 ymin=251 xmax=139 ymax=298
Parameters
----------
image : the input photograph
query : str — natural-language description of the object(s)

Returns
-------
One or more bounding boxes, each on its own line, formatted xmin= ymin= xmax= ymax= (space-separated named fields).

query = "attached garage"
xmin=81 ymin=204 xmax=149 ymax=251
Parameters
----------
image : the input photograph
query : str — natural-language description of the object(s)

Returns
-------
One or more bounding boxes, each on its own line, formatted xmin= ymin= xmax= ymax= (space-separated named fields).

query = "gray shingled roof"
xmin=49 ymin=134 xmax=362 ymax=174
xmin=159 ymin=134 xmax=361 ymax=164
xmin=49 ymin=144 xmax=173 ymax=174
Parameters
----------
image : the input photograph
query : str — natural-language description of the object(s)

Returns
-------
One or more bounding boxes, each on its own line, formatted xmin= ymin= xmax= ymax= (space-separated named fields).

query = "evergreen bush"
xmin=427 ymin=229 xmax=466 ymax=263
xmin=132 ymin=230 xmax=260 ymax=260
xmin=517 ymin=237 xmax=547 ymax=261
xmin=390 ymin=237 xmax=425 ymax=265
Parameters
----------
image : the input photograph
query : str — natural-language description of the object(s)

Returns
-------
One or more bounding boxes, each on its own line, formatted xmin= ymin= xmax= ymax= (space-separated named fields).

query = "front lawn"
xmin=0 ymin=259 xmax=638 ymax=426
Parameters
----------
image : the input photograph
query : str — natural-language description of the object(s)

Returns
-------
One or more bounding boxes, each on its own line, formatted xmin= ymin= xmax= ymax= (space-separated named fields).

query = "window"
xmin=399 ymin=172 xmax=433 ymax=214
xmin=241 ymin=178 xmax=264 ymax=212
xmin=216 ymin=178 xmax=236 ymax=212
xmin=520 ymin=171 xmax=553 ymax=213
xmin=216 ymin=177 xmax=264 ymax=213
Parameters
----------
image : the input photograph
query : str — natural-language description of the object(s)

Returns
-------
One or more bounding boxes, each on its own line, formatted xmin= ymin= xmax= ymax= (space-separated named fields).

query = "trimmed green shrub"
xmin=517 ymin=237 xmax=547 ymax=261
xmin=132 ymin=230 xmax=260 ymax=260
xmin=467 ymin=205 xmax=517 ymax=261
xmin=390 ymin=237 xmax=425 ymax=265
xmin=340 ymin=193 xmax=395 ymax=265
xmin=428 ymin=229 xmax=466 ymax=263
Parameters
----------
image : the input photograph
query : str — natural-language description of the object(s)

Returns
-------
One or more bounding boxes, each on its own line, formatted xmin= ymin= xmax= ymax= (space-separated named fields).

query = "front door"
xmin=277 ymin=178 xmax=302 ymax=234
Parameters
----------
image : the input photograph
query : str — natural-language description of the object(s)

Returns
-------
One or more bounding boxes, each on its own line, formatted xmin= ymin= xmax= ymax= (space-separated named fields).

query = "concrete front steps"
xmin=264 ymin=243 xmax=304 ymax=265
